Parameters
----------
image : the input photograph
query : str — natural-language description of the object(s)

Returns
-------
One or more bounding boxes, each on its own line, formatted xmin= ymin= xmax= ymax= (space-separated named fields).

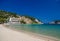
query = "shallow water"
xmin=8 ymin=24 xmax=60 ymax=39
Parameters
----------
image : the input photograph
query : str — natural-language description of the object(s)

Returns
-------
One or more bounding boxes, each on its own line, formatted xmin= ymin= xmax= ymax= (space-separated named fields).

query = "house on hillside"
xmin=8 ymin=17 xmax=20 ymax=24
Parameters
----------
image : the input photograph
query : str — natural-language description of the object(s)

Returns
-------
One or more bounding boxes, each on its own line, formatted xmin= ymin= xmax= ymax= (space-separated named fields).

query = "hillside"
xmin=0 ymin=10 xmax=43 ymax=24
xmin=49 ymin=20 xmax=60 ymax=24
xmin=0 ymin=10 xmax=18 ymax=23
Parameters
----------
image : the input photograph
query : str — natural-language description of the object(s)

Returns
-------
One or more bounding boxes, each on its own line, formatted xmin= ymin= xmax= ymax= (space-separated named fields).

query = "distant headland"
xmin=49 ymin=20 xmax=60 ymax=24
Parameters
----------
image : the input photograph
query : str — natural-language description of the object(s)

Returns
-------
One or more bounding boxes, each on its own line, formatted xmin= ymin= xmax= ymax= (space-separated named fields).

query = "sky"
xmin=0 ymin=0 xmax=60 ymax=23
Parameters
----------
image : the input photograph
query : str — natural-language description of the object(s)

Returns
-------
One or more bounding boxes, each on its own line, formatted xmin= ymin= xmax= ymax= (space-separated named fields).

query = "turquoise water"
xmin=8 ymin=24 xmax=60 ymax=39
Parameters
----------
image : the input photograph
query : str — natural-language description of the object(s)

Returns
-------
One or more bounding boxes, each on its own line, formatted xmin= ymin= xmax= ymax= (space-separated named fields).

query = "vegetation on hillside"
xmin=0 ymin=10 xmax=18 ymax=23
xmin=0 ymin=10 xmax=41 ymax=24
xmin=24 ymin=16 xmax=39 ymax=24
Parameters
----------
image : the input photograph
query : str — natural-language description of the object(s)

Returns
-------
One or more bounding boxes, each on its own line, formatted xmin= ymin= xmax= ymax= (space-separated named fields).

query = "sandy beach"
xmin=0 ymin=24 xmax=59 ymax=41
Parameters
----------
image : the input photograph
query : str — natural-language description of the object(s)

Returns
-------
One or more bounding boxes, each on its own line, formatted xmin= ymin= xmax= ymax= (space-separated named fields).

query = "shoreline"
xmin=3 ymin=24 xmax=60 ymax=41
xmin=0 ymin=24 xmax=45 ymax=41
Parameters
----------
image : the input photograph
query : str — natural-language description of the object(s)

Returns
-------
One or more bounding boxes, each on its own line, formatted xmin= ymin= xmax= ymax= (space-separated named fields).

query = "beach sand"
xmin=0 ymin=24 xmax=59 ymax=41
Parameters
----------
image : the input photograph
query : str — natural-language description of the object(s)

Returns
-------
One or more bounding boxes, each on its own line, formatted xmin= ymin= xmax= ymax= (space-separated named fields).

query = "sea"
xmin=7 ymin=24 xmax=60 ymax=40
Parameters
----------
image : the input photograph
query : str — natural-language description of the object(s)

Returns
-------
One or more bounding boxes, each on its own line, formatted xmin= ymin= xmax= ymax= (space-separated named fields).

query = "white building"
xmin=8 ymin=17 xmax=20 ymax=24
